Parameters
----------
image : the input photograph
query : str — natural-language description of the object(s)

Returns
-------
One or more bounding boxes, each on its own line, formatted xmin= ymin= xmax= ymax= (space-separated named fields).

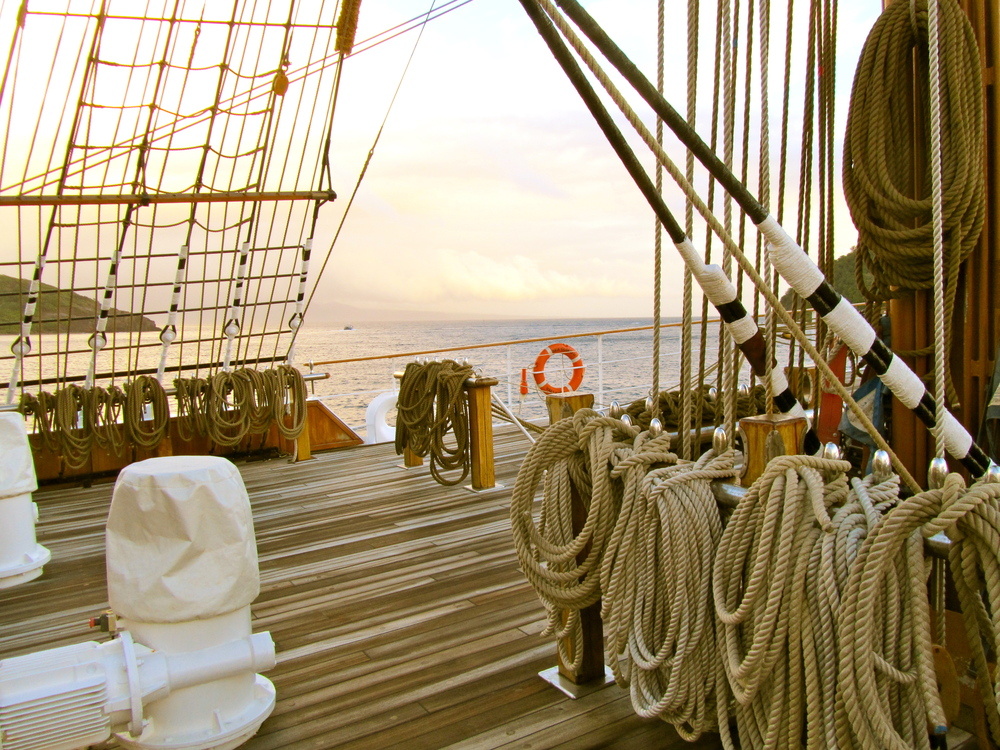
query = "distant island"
xmin=0 ymin=274 xmax=158 ymax=334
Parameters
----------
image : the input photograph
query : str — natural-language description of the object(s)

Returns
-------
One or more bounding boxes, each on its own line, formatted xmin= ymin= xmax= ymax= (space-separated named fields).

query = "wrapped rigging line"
xmin=395 ymin=359 xmax=475 ymax=486
xmin=601 ymin=438 xmax=738 ymax=743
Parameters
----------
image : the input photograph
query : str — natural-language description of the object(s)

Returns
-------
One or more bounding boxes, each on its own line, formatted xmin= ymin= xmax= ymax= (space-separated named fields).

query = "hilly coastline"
xmin=0 ymin=274 xmax=157 ymax=334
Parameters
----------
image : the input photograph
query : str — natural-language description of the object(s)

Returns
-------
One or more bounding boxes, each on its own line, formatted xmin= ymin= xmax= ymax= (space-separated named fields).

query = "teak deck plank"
xmin=0 ymin=427 xmax=721 ymax=749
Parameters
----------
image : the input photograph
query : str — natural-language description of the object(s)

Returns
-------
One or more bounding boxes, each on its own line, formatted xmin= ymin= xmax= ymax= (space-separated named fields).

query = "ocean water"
xmin=286 ymin=317 xmax=737 ymax=434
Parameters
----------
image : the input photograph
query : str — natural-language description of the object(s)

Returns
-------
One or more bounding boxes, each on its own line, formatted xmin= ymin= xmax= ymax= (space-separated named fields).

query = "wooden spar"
xmin=0 ymin=190 xmax=337 ymax=207
xmin=544 ymin=0 xmax=993 ymax=477
xmin=516 ymin=0 xmax=810 ymax=432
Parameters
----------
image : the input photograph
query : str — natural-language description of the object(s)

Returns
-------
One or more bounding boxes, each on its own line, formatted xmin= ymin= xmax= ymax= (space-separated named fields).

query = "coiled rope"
xmin=510 ymin=409 xmax=632 ymax=671
xmin=602 ymin=441 xmax=738 ymax=743
xmin=123 ymin=375 xmax=170 ymax=450
xmin=395 ymin=359 xmax=475 ymax=486
xmin=179 ymin=365 xmax=308 ymax=448
xmin=843 ymin=0 xmax=983 ymax=375
xmin=623 ymin=382 xmax=764 ymax=432
xmin=838 ymin=473 xmax=1000 ymax=749
xmin=713 ymin=453 xmax=854 ymax=748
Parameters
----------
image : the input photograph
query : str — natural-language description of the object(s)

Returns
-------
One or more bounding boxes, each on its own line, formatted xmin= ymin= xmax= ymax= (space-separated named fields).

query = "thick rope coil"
xmin=802 ymin=471 xmax=901 ymax=749
xmin=836 ymin=484 xmax=958 ymax=749
xmin=124 ymin=375 xmax=169 ymax=450
xmin=395 ymin=360 xmax=475 ymax=486
xmin=843 ymin=0 xmax=983 ymax=394
xmin=19 ymin=391 xmax=59 ymax=454
xmin=713 ymin=454 xmax=852 ymax=748
xmin=174 ymin=376 xmax=210 ymax=441
xmin=510 ymin=409 xmax=634 ymax=671
xmin=624 ymin=382 xmax=764 ymax=432
xmin=54 ymin=384 xmax=91 ymax=469
xmin=602 ymin=443 xmax=738 ymax=745
xmin=87 ymin=384 xmax=127 ymax=457
xmin=922 ymin=474 xmax=1000 ymax=746
xmin=268 ymin=364 xmax=307 ymax=440
xmin=206 ymin=370 xmax=251 ymax=448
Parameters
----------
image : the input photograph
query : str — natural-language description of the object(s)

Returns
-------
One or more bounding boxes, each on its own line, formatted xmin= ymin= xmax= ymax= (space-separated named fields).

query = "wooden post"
xmin=465 ymin=377 xmax=498 ymax=490
xmin=545 ymin=392 xmax=595 ymax=425
xmin=403 ymin=446 xmax=423 ymax=468
xmin=739 ymin=413 xmax=808 ymax=485
xmin=556 ymin=477 xmax=606 ymax=686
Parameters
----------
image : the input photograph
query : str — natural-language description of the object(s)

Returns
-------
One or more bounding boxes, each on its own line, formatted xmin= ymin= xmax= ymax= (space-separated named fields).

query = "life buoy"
xmin=533 ymin=343 xmax=585 ymax=394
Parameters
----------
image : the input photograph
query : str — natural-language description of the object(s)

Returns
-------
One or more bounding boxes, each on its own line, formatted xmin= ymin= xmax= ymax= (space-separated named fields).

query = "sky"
xmin=306 ymin=0 xmax=881 ymax=322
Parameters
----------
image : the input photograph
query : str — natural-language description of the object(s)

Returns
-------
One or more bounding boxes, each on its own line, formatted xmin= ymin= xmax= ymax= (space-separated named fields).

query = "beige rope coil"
xmin=510 ymin=409 xmax=632 ymax=672
xmin=843 ymin=0 xmax=983 ymax=387
xmin=602 ymin=442 xmax=738 ymax=744
xmin=395 ymin=360 xmax=475 ymax=486
xmin=838 ymin=473 xmax=1000 ymax=749
xmin=932 ymin=475 xmax=1000 ymax=744
xmin=206 ymin=370 xmax=252 ymax=448
xmin=713 ymin=453 xmax=853 ymax=748
xmin=124 ymin=375 xmax=169 ymax=450
xmin=174 ymin=376 xmax=210 ymax=441
xmin=87 ymin=384 xmax=127 ymax=457
xmin=268 ymin=364 xmax=307 ymax=440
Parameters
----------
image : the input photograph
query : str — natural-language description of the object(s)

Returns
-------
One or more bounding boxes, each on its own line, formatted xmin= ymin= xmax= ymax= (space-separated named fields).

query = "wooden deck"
xmin=0 ymin=428 xmax=723 ymax=750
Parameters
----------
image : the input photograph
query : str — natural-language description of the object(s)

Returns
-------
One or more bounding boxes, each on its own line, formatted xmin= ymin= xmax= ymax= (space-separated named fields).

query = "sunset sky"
xmin=307 ymin=0 xmax=880 ymax=321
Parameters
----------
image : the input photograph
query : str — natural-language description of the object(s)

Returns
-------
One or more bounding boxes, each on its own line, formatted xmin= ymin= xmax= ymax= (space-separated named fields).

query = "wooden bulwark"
xmin=0 ymin=429 xmax=721 ymax=749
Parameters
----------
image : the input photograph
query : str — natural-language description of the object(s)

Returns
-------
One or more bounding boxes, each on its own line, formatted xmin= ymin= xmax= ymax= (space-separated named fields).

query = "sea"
xmin=287 ymin=317 xmax=740 ymax=436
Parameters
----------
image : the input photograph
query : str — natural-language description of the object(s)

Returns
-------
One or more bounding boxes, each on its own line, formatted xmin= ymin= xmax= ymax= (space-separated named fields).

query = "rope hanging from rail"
xmin=395 ymin=359 xmax=475 ymax=486
xmin=174 ymin=365 xmax=307 ymax=448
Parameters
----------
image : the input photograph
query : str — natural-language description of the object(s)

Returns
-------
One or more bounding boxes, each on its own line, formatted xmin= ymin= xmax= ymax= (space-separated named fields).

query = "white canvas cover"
xmin=106 ymin=456 xmax=260 ymax=623
xmin=0 ymin=411 xmax=37 ymax=499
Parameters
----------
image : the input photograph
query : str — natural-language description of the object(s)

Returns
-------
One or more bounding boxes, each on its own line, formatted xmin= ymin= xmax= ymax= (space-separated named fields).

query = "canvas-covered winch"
xmin=0 ymin=455 xmax=275 ymax=750
xmin=0 ymin=411 xmax=50 ymax=588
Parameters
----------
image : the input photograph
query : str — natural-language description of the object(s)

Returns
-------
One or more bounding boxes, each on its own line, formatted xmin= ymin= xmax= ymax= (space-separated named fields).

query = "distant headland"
xmin=0 ymin=274 xmax=158 ymax=334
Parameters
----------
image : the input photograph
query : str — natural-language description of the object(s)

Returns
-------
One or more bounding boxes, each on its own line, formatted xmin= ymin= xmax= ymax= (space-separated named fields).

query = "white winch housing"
xmin=365 ymin=390 xmax=397 ymax=444
xmin=0 ymin=455 xmax=276 ymax=750
xmin=0 ymin=412 xmax=50 ymax=588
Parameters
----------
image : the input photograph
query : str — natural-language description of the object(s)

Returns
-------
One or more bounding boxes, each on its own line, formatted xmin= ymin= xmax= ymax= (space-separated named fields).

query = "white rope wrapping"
xmin=156 ymin=243 xmax=189 ymax=384
xmin=222 ymin=241 xmax=251 ymax=372
xmin=757 ymin=214 xmax=825 ymax=297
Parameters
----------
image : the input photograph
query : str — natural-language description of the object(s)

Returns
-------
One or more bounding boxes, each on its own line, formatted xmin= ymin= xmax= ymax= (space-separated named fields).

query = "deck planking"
xmin=0 ymin=428 xmax=723 ymax=750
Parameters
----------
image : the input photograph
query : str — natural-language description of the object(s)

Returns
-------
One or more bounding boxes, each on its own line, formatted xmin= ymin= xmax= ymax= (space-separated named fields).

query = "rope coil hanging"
xmin=843 ymin=0 xmax=984 ymax=377
xmin=395 ymin=359 xmax=475 ymax=486
xmin=509 ymin=409 xmax=632 ymax=671
xmin=601 ymin=440 xmax=738 ymax=742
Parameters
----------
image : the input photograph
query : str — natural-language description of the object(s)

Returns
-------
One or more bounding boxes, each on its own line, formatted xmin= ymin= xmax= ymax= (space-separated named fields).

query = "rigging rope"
xmin=395 ymin=359 xmax=475 ymax=486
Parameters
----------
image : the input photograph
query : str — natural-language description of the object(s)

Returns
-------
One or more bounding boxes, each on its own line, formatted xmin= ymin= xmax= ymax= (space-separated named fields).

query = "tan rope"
xmin=123 ymin=375 xmax=169 ymax=450
xmin=602 ymin=443 xmax=738 ymax=744
xmin=843 ymin=0 xmax=983 ymax=399
xmin=395 ymin=359 xmax=475 ymax=486
xmin=510 ymin=409 xmax=633 ymax=671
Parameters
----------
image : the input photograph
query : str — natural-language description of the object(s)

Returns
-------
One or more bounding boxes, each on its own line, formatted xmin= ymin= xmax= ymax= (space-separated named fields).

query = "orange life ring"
xmin=533 ymin=343 xmax=585 ymax=394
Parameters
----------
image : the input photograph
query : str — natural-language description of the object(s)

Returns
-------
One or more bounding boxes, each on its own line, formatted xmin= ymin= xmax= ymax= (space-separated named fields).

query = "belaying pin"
xmin=986 ymin=462 xmax=1000 ymax=484
xmin=822 ymin=442 xmax=841 ymax=461
xmin=927 ymin=457 xmax=949 ymax=490
xmin=648 ymin=418 xmax=663 ymax=437
xmin=609 ymin=400 xmax=622 ymax=418
xmin=871 ymin=450 xmax=893 ymax=483
xmin=620 ymin=413 xmax=633 ymax=427
xmin=713 ymin=426 xmax=729 ymax=454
